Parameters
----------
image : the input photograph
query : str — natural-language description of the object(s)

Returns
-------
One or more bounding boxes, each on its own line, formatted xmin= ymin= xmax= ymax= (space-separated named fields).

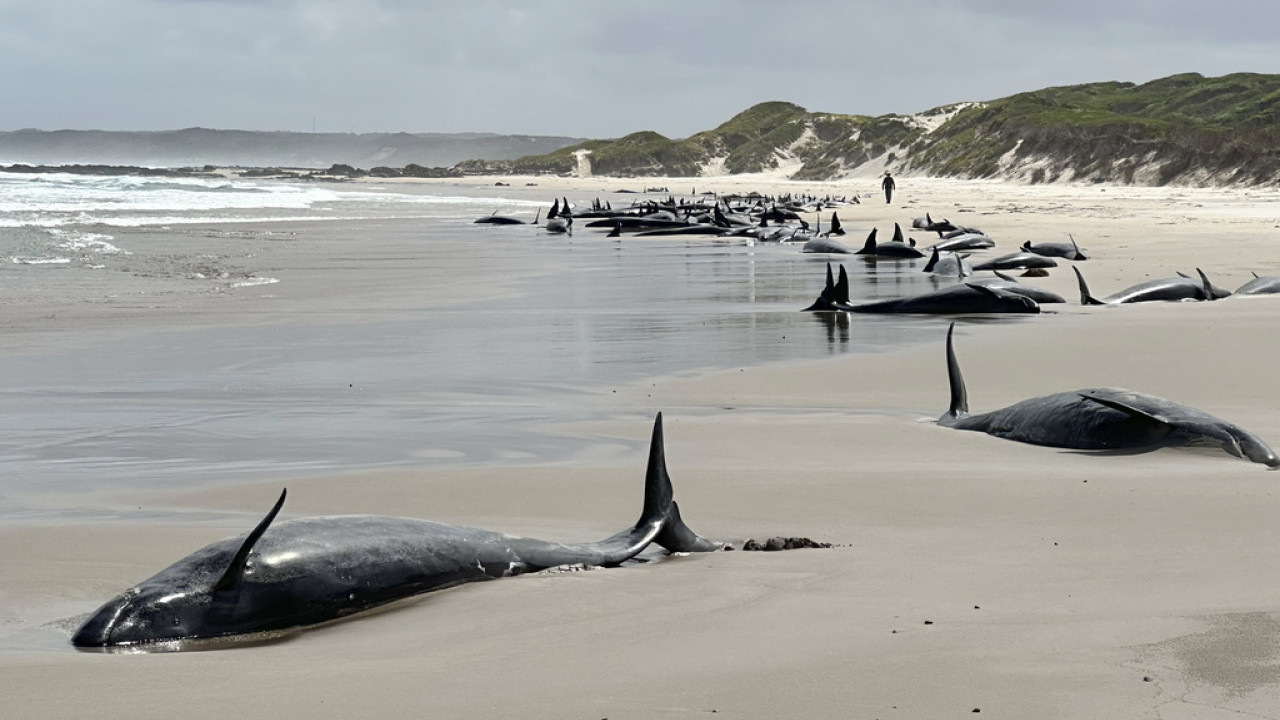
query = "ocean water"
xmin=0 ymin=169 xmax=990 ymax=520
xmin=0 ymin=169 xmax=521 ymax=264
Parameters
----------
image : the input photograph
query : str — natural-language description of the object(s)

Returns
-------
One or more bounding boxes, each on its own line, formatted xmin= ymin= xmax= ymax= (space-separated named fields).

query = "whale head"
xmin=74 ymin=490 xmax=289 ymax=648
xmin=71 ymin=571 xmax=219 ymax=648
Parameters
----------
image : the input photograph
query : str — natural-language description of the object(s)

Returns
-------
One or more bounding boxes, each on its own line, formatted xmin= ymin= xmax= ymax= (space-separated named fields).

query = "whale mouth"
xmin=72 ymin=629 xmax=299 ymax=654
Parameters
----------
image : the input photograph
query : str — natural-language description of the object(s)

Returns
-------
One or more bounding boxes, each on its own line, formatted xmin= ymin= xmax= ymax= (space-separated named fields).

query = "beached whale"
xmin=802 ymin=236 xmax=854 ymax=254
xmin=969 ymin=271 xmax=1067 ymax=304
xmin=924 ymin=249 xmax=1063 ymax=303
xmin=938 ymin=324 xmax=1279 ymax=468
xmin=926 ymin=231 xmax=995 ymax=253
xmin=971 ymin=252 xmax=1058 ymax=272
xmin=1234 ymin=272 xmax=1280 ymax=296
xmin=545 ymin=197 xmax=573 ymax=234
xmin=473 ymin=209 xmax=540 ymax=225
xmin=913 ymin=213 xmax=957 ymax=236
xmin=847 ymin=283 xmax=1040 ymax=315
xmin=854 ymin=227 xmax=925 ymax=259
xmin=1021 ymin=235 xmax=1088 ymax=260
xmin=923 ymin=247 xmax=973 ymax=277
xmin=1072 ymin=267 xmax=1223 ymax=305
xmin=72 ymin=414 xmax=723 ymax=649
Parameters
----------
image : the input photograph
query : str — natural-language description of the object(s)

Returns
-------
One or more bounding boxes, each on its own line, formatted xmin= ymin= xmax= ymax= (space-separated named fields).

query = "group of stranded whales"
xmin=475 ymin=192 xmax=861 ymax=244
xmin=71 ymin=191 xmax=1278 ymax=651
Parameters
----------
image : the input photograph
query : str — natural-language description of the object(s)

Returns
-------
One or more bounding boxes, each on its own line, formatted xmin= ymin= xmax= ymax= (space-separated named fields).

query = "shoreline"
xmin=4 ymin=175 xmax=1280 ymax=717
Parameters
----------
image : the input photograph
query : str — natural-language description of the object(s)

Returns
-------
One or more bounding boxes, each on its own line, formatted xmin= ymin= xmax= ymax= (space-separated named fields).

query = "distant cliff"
xmin=459 ymin=72 xmax=1280 ymax=186
xmin=0 ymin=128 xmax=584 ymax=169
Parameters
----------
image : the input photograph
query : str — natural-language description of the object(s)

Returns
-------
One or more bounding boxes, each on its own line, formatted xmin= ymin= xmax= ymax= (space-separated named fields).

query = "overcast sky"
xmin=2 ymin=0 xmax=1277 ymax=139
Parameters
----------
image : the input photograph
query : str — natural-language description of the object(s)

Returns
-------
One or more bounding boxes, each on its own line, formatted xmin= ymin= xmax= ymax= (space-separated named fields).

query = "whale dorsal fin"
xmin=1196 ymin=268 xmax=1223 ymax=300
xmin=214 ymin=489 xmax=288 ymax=592
xmin=942 ymin=323 xmax=969 ymax=422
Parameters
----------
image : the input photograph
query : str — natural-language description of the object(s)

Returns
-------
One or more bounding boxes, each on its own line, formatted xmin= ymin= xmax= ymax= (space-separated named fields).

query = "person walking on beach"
xmin=881 ymin=172 xmax=895 ymax=204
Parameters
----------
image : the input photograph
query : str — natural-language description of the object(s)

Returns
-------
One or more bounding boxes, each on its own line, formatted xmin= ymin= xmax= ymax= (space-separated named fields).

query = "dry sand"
xmin=4 ymin=174 xmax=1280 ymax=718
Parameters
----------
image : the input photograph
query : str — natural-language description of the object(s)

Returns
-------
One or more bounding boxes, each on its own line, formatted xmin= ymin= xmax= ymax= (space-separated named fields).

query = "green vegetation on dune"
xmin=910 ymin=72 xmax=1280 ymax=184
xmin=453 ymin=73 xmax=1280 ymax=185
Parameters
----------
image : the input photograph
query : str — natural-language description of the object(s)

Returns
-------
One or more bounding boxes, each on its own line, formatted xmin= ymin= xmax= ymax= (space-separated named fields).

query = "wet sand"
xmin=4 ymin=175 xmax=1280 ymax=718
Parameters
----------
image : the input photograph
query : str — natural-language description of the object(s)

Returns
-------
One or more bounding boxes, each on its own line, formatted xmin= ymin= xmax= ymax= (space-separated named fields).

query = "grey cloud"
xmin=0 ymin=0 xmax=1276 ymax=138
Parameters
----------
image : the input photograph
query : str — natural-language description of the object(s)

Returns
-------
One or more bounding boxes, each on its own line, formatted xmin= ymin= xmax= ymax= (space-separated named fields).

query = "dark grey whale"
xmin=71 ymin=414 xmax=722 ymax=649
xmin=802 ymin=236 xmax=854 ymax=254
xmin=938 ymin=324 xmax=1279 ymax=468
xmin=474 ymin=209 xmax=540 ymax=225
xmin=969 ymin=271 xmax=1067 ymax=304
xmin=1021 ymin=235 xmax=1088 ymax=260
xmin=848 ymin=283 xmax=1039 ymax=314
xmin=1235 ymin=272 xmax=1280 ymax=296
xmin=971 ymin=252 xmax=1058 ymax=272
xmin=1073 ymin=266 xmax=1223 ymax=305
xmin=854 ymin=227 xmax=925 ymax=259
xmin=928 ymin=232 xmax=995 ymax=252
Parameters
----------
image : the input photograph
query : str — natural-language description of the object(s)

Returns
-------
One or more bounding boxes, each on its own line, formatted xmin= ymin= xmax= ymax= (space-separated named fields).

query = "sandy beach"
xmin=4 ymin=173 xmax=1280 ymax=719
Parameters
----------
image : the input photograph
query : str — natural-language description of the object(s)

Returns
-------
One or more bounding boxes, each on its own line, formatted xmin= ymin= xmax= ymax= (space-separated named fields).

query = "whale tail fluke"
xmin=803 ymin=263 xmax=839 ymax=311
xmin=639 ymin=413 xmax=724 ymax=552
xmin=654 ymin=501 xmax=724 ymax=552
xmin=1073 ymin=266 xmax=1105 ymax=305
xmin=595 ymin=413 xmax=723 ymax=563
xmin=939 ymin=323 xmax=970 ymax=425
xmin=835 ymin=264 xmax=850 ymax=305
